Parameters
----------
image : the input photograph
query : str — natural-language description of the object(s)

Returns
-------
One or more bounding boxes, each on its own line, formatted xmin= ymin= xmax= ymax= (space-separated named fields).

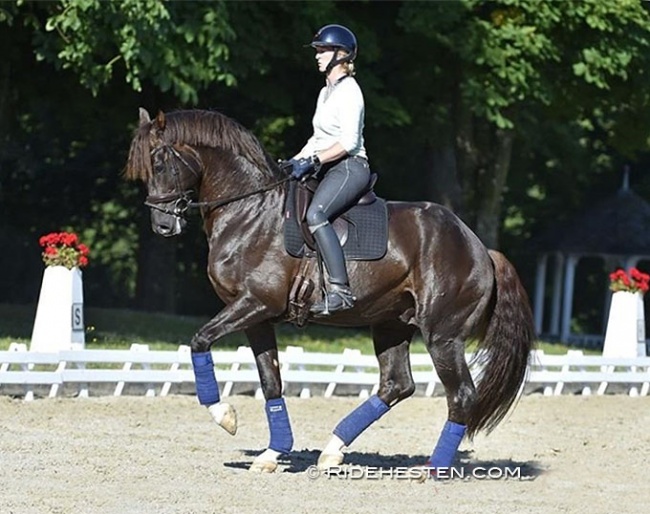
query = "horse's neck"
xmin=195 ymin=147 xmax=286 ymax=241
xmin=201 ymin=186 xmax=286 ymax=243
xmin=197 ymin=148 xmax=277 ymax=202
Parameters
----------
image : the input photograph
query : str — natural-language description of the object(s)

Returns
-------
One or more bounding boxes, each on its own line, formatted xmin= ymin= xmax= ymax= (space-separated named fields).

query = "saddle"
xmin=283 ymin=174 xmax=388 ymax=260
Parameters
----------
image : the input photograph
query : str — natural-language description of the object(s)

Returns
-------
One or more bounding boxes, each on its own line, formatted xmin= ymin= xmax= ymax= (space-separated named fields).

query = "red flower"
xmin=39 ymin=231 xmax=90 ymax=270
xmin=77 ymin=243 xmax=90 ymax=257
xmin=609 ymin=267 xmax=649 ymax=294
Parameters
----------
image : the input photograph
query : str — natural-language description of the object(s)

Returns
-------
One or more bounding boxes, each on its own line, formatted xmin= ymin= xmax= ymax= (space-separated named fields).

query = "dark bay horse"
xmin=125 ymin=108 xmax=535 ymax=474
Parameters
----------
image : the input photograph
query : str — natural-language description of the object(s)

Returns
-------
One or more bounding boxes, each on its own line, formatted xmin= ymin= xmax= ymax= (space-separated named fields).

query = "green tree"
xmin=396 ymin=0 xmax=650 ymax=248
xmin=32 ymin=0 xmax=236 ymax=103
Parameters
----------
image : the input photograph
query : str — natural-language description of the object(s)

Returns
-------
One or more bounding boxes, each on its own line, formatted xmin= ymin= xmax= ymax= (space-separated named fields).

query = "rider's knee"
xmin=306 ymin=207 xmax=328 ymax=229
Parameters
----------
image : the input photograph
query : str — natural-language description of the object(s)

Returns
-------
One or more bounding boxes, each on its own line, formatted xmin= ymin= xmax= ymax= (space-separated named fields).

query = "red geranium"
xmin=39 ymin=231 xmax=90 ymax=269
xmin=609 ymin=267 xmax=650 ymax=294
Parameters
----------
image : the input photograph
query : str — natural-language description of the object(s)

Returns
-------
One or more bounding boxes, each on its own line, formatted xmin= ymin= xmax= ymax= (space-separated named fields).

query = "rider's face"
xmin=315 ymin=46 xmax=337 ymax=72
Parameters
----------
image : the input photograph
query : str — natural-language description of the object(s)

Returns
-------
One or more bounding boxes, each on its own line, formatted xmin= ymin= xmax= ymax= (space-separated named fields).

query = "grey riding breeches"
xmin=306 ymin=156 xmax=371 ymax=228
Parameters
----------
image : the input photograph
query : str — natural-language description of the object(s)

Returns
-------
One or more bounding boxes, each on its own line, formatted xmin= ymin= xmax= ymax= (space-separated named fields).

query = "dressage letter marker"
xmin=30 ymin=266 xmax=85 ymax=352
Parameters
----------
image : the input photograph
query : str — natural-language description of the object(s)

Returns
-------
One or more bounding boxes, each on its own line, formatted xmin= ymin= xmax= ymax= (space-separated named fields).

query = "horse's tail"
xmin=466 ymin=249 xmax=535 ymax=439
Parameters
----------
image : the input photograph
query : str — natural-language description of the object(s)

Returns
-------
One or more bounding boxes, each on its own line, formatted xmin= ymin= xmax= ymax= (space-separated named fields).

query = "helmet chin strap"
xmin=324 ymin=49 xmax=347 ymax=75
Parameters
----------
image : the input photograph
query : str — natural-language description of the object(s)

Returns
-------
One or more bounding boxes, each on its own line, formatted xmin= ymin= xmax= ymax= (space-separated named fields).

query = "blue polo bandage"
xmin=332 ymin=395 xmax=390 ymax=446
xmin=191 ymin=352 xmax=220 ymax=406
xmin=428 ymin=420 xmax=466 ymax=468
xmin=265 ymin=398 xmax=294 ymax=454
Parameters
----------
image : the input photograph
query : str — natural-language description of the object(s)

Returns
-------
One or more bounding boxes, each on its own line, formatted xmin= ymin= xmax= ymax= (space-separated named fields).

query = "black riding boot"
xmin=310 ymin=223 xmax=356 ymax=316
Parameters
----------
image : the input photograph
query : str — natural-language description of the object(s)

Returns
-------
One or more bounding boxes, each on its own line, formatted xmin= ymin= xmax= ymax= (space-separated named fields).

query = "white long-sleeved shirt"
xmin=297 ymin=76 xmax=367 ymax=160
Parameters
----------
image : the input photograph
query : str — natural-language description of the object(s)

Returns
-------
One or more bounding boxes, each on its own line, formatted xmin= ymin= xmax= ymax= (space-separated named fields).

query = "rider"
xmin=287 ymin=24 xmax=372 ymax=316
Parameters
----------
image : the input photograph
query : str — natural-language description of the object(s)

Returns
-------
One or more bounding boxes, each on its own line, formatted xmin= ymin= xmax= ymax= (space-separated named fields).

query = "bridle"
xmin=144 ymin=145 xmax=200 ymax=216
xmin=144 ymin=144 xmax=291 ymax=217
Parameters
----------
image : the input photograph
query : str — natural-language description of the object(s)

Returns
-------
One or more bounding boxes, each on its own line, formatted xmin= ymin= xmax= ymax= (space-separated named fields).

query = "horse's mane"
xmin=125 ymin=109 xmax=279 ymax=181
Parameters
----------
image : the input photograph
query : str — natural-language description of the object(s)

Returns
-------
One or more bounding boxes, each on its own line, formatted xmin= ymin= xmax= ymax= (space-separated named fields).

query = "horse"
xmin=125 ymin=108 xmax=535 ymax=475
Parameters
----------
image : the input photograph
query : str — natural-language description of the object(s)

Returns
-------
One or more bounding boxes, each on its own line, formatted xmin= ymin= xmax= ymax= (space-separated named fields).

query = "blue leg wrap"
xmin=428 ymin=420 xmax=466 ymax=468
xmin=266 ymin=398 xmax=294 ymax=454
xmin=332 ymin=395 xmax=390 ymax=446
xmin=191 ymin=352 xmax=220 ymax=406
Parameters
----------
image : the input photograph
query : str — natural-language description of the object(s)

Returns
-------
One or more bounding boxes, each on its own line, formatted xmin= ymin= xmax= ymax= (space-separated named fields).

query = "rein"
xmin=144 ymin=144 xmax=291 ymax=216
xmin=189 ymin=176 xmax=291 ymax=212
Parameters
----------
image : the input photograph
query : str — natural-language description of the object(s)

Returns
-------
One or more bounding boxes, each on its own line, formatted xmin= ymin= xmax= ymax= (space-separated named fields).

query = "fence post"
xmin=161 ymin=345 xmax=190 ymax=397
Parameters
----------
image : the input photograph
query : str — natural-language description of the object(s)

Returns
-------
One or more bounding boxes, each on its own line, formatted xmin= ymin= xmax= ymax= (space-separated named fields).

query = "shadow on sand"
xmin=225 ymin=448 xmax=545 ymax=480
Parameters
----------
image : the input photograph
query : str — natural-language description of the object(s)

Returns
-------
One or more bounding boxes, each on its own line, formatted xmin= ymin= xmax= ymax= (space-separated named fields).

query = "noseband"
xmin=144 ymin=144 xmax=291 ymax=217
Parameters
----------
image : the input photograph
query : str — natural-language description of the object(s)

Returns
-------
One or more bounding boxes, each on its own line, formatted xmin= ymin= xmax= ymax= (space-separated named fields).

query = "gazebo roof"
xmin=535 ymin=185 xmax=650 ymax=256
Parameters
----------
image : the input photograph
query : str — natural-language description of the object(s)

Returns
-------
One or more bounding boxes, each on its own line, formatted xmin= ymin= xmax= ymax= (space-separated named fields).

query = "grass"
xmin=0 ymin=302 xmax=586 ymax=355
xmin=0 ymin=303 xmax=381 ymax=353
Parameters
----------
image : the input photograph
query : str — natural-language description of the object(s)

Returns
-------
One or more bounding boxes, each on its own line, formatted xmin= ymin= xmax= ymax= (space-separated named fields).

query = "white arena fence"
xmin=1 ymin=343 xmax=649 ymax=401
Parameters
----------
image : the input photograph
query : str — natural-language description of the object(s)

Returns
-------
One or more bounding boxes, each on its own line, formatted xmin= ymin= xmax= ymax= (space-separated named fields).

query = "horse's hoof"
xmin=208 ymin=403 xmax=238 ymax=435
xmin=249 ymin=459 xmax=278 ymax=474
xmin=317 ymin=451 xmax=344 ymax=470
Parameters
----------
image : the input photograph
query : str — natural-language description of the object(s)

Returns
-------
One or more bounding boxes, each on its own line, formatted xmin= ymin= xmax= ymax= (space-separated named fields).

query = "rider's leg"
xmin=309 ymin=217 xmax=356 ymax=314
xmin=307 ymin=157 xmax=370 ymax=315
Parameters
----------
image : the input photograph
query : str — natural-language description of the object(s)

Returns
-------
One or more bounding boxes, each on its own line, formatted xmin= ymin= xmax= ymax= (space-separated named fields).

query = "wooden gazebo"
xmin=532 ymin=174 xmax=650 ymax=343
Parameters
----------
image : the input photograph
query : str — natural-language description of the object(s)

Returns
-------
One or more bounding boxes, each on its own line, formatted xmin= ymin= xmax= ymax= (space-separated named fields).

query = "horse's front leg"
xmin=246 ymin=322 xmax=294 ymax=473
xmin=189 ymin=299 xmax=279 ymax=441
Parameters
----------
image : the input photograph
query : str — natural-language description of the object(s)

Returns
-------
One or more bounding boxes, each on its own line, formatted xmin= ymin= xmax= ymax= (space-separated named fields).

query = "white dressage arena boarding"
xmin=1 ymin=342 xmax=649 ymax=400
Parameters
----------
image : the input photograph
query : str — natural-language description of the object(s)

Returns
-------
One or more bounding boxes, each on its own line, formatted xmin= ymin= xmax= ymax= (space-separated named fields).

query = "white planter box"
xmin=602 ymin=291 xmax=646 ymax=358
xmin=30 ymin=266 xmax=85 ymax=352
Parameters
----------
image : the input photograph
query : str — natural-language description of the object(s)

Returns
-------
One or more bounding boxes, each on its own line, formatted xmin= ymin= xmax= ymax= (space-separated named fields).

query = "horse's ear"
xmin=155 ymin=110 xmax=166 ymax=131
xmin=139 ymin=107 xmax=151 ymax=126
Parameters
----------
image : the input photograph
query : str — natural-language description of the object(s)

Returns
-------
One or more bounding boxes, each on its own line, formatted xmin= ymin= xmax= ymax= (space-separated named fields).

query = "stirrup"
xmin=310 ymin=284 xmax=356 ymax=316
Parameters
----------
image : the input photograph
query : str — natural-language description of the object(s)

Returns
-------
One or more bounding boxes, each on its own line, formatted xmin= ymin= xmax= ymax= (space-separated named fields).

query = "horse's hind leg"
xmin=318 ymin=321 xmax=416 ymax=469
xmin=246 ymin=322 xmax=294 ymax=473
xmin=425 ymin=332 xmax=476 ymax=469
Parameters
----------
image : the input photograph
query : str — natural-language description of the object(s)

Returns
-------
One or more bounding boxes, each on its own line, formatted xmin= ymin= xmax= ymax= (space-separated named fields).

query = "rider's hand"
xmin=289 ymin=157 xmax=314 ymax=180
xmin=278 ymin=159 xmax=293 ymax=172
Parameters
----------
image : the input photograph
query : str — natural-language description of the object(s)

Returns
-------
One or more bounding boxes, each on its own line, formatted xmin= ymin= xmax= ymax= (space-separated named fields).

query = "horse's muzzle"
xmin=151 ymin=211 xmax=186 ymax=237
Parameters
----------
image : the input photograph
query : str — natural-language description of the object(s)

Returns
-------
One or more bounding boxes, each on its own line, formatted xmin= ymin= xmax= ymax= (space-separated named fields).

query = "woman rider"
xmin=287 ymin=24 xmax=372 ymax=317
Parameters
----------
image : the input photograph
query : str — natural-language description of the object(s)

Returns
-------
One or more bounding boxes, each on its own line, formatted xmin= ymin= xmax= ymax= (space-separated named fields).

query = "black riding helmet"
xmin=309 ymin=24 xmax=357 ymax=74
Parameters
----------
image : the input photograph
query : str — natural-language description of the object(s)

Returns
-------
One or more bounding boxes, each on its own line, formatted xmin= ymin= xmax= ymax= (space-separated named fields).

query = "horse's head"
xmin=126 ymin=107 xmax=290 ymax=238
xmin=126 ymin=108 xmax=203 ymax=237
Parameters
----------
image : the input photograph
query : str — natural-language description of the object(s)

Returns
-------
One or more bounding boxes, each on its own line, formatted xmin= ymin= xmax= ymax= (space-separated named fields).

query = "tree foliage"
xmin=392 ymin=0 xmax=650 ymax=247
xmin=28 ymin=0 xmax=236 ymax=103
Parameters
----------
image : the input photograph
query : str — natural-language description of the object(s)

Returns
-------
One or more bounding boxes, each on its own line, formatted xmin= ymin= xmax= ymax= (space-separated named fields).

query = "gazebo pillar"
xmin=533 ymin=254 xmax=548 ymax=335
xmin=561 ymin=254 xmax=579 ymax=342
xmin=550 ymin=252 xmax=564 ymax=337
xmin=603 ymin=256 xmax=618 ymax=331
xmin=624 ymin=255 xmax=641 ymax=270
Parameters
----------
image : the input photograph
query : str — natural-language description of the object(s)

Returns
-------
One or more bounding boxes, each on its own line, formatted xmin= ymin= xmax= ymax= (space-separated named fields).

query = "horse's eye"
xmin=152 ymin=156 xmax=166 ymax=175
